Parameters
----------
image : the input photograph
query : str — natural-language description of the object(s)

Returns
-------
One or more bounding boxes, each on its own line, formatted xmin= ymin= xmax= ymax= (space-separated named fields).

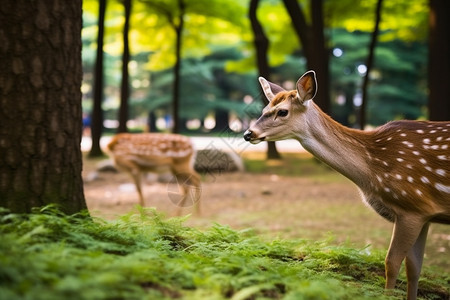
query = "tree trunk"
xmin=428 ymin=0 xmax=450 ymax=121
xmin=249 ymin=0 xmax=281 ymax=160
xmin=117 ymin=0 xmax=132 ymax=133
xmin=310 ymin=0 xmax=330 ymax=115
xmin=360 ymin=0 xmax=383 ymax=129
xmin=282 ymin=0 xmax=330 ymax=114
xmin=0 ymin=0 xmax=87 ymax=214
xmin=89 ymin=0 xmax=107 ymax=157
xmin=172 ymin=0 xmax=185 ymax=134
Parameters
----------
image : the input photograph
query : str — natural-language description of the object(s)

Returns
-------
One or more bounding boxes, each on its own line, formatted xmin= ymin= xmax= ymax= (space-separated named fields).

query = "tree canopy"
xmin=81 ymin=0 xmax=435 ymax=133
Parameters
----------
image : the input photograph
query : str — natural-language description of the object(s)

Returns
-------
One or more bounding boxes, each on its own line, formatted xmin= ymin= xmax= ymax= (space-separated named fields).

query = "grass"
xmin=0 ymin=206 xmax=448 ymax=300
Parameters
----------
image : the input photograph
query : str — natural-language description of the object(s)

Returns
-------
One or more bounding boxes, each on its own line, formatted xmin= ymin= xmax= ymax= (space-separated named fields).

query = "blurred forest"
xmin=81 ymin=0 xmax=447 ymax=152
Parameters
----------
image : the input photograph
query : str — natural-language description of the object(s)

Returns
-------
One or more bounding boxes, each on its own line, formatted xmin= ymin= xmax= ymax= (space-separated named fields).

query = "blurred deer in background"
xmin=244 ymin=70 xmax=449 ymax=300
xmin=107 ymin=133 xmax=201 ymax=214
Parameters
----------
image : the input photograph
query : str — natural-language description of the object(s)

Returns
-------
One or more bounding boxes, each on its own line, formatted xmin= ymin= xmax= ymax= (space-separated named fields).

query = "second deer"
xmin=244 ymin=70 xmax=449 ymax=300
xmin=107 ymin=133 xmax=201 ymax=214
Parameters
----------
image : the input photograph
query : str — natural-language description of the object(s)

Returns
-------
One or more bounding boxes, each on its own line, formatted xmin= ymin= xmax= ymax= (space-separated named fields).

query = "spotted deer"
xmin=244 ymin=71 xmax=449 ymax=299
xmin=107 ymin=133 xmax=201 ymax=214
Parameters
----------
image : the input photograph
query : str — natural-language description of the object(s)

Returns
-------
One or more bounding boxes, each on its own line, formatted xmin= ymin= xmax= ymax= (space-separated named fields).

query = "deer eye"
xmin=277 ymin=109 xmax=288 ymax=117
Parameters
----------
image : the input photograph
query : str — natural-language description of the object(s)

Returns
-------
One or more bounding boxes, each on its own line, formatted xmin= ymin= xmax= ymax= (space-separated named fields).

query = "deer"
xmin=243 ymin=70 xmax=449 ymax=300
xmin=106 ymin=133 xmax=201 ymax=214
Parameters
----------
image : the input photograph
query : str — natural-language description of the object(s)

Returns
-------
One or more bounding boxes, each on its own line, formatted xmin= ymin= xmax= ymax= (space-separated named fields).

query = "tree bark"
xmin=428 ymin=0 xmax=450 ymax=121
xmin=360 ymin=0 xmax=383 ymax=129
xmin=282 ymin=0 xmax=330 ymax=114
xmin=171 ymin=0 xmax=185 ymax=134
xmin=118 ymin=0 xmax=132 ymax=133
xmin=89 ymin=0 xmax=106 ymax=157
xmin=0 ymin=0 xmax=87 ymax=213
xmin=249 ymin=0 xmax=281 ymax=159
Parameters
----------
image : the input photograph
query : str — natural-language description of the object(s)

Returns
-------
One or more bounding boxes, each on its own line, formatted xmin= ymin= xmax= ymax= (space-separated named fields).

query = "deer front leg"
xmin=385 ymin=215 xmax=427 ymax=297
xmin=405 ymin=222 xmax=429 ymax=300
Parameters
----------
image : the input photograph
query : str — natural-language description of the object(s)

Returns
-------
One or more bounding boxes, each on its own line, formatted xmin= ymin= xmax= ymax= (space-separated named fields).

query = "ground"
xmin=83 ymin=152 xmax=449 ymax=272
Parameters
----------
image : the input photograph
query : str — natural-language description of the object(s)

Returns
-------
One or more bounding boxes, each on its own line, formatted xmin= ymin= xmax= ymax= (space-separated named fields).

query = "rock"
xmin=194 ymin=149 xmax=244 ymax=173
xmin=96 ymin=159 xmax=118 ymax=173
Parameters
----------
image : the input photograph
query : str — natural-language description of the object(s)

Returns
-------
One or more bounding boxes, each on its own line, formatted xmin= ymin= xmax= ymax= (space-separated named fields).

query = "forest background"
xmin=81 ymin=0 xmax=449 ymax=158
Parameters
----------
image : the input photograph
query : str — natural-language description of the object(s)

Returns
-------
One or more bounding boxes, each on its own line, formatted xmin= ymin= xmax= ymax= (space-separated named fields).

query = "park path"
xmin=81 ymin=135 xmax=306 ymax=154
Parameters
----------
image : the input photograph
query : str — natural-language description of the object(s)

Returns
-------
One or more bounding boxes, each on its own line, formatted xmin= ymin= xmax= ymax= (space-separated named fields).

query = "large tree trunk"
xmin=0 ymin=0 xmax=87 ymax=214
xmin=428 ymin=0 xmax=450 ymax=121
xmin=117 ymin=0 xmax=132 ymax=133
xmin=249 ymin=0 xmax=281 ymax=160
xmin=89 ymin=0 xmax=106 ymax=157
xmin=360 ymin=0 xmax=383 ymax=129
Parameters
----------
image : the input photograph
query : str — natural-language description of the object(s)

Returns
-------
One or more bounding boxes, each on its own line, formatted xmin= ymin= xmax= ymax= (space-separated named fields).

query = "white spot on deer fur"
xmin=421 ymin=176 xmax=430 ymax=184
xmin=396 ymin=158 xmax=404 ymax=162
xmin=430 ymin=130 xmax=436 ymax=133
xmin=387 ymin=137 xmax=392 ymax=141
xmin=384 ymin=173 xmax=389 ymax=178
xmin=441 ymin=145 xmax=448 ymax=150
xmin=430 ymin=145 xmax=439 ymax=150
xmin=437 ymin=155 xmax=447 ymax=160
xmin=416 ymin=189 xmax=423 ymax=196
xmin=375 ymin=138 xmax=382 ymax=142
xmin=407 ymin=176 xmax=414 ymax=183
xmin=395 ymin=174 xmax=402 ymax=180
xmin=437 ymin=137 xmax=443 ymax=141
xmin=425 ymin=166 xmax=433 ymax=172
xmin=423 ymin=138 xmax=430 ymax=144
xmin=384 ymin=187 xmax=391 ymax=193
xmin=412 ymin=151 xmax=420 ymax=155
xmin=436 ymin=169 xmax=446 ymax=176
xmin=416 ymin=129 xmax=424 ymax=133
xmin=401 ymin=190 xmax=407 ymax=196
xmin=400 ymin=133 xmax=406 ymax=137
xmin=435 ymin=183 xmax=450 ymax=194
xmin=376 ymin=175 xmax=383 ymax=183
xmin=398 ymin=151 xmax=405 ymax=154
xmin=406 ymin=164 xmax=413 ymax=169
xmin=382 ymin=161 xmax=389 ymax=166
xmin=419 ymin=158 xmax=427 ymax=164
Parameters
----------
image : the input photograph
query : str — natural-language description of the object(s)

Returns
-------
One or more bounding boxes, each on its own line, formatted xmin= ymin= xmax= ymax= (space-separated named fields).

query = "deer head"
xmin=244 ymin=70 xmax=317 ymax=144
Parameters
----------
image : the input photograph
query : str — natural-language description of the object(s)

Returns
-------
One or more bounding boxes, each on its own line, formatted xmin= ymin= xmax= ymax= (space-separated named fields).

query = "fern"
xmin=0 ymin=206 xmax=447 ymax=300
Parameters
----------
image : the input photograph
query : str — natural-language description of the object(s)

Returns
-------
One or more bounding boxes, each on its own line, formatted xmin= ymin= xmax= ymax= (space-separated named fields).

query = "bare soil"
xmin=83 ymin=154 xmax=449 ymax=272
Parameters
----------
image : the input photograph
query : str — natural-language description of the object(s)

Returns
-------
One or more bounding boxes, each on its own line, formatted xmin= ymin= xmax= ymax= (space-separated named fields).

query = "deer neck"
xmin=295 ymin=102 xmax=371 ymax=187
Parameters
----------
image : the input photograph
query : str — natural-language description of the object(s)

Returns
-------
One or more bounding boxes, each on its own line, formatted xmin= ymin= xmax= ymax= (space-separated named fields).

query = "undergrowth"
xmin=0 ymin=206 xmax=448 ymax=300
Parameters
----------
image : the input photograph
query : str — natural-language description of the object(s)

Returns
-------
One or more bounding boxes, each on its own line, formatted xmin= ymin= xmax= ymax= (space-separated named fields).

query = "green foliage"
xmin=1 ymin=206 xmax=448 ymax=299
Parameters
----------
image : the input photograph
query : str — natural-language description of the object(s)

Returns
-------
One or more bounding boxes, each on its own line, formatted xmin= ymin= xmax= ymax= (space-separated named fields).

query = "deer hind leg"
xmin=385 ymin=215 xmax=427 ymax=298
xmin=405 ymin=222 xmax=429 ymax=300
xmin=171 ymin=165 xmax=201 ymax=215
xmin=129 ymin=169 xmax=145 ymax=206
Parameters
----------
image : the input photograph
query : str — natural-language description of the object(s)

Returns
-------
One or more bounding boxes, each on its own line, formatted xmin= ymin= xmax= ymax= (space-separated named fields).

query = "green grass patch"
xmin=243 ymin=153 xmax=346 ymax=183
xmin=0 ymin=206 xmax=448 ymax=300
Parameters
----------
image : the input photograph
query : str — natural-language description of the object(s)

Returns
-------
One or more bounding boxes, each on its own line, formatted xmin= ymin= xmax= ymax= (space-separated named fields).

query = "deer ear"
xmin=258 ymin=77 xmax=285 ymax=102
xmin=296 ymin=70 xmax=317 ymax=104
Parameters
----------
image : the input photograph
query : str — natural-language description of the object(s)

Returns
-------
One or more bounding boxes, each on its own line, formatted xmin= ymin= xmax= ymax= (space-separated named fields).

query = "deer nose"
xmin=243 ymin=130 xmax=253 ymax=141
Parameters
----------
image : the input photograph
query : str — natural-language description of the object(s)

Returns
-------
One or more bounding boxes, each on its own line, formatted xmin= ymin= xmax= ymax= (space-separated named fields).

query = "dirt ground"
xmin=82 ymin=156 xmax=449 ymax=271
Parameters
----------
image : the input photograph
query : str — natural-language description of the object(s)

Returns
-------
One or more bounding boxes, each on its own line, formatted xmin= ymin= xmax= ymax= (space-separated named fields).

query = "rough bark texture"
xmin=0 ymin=0 xmax=87 ymax=213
